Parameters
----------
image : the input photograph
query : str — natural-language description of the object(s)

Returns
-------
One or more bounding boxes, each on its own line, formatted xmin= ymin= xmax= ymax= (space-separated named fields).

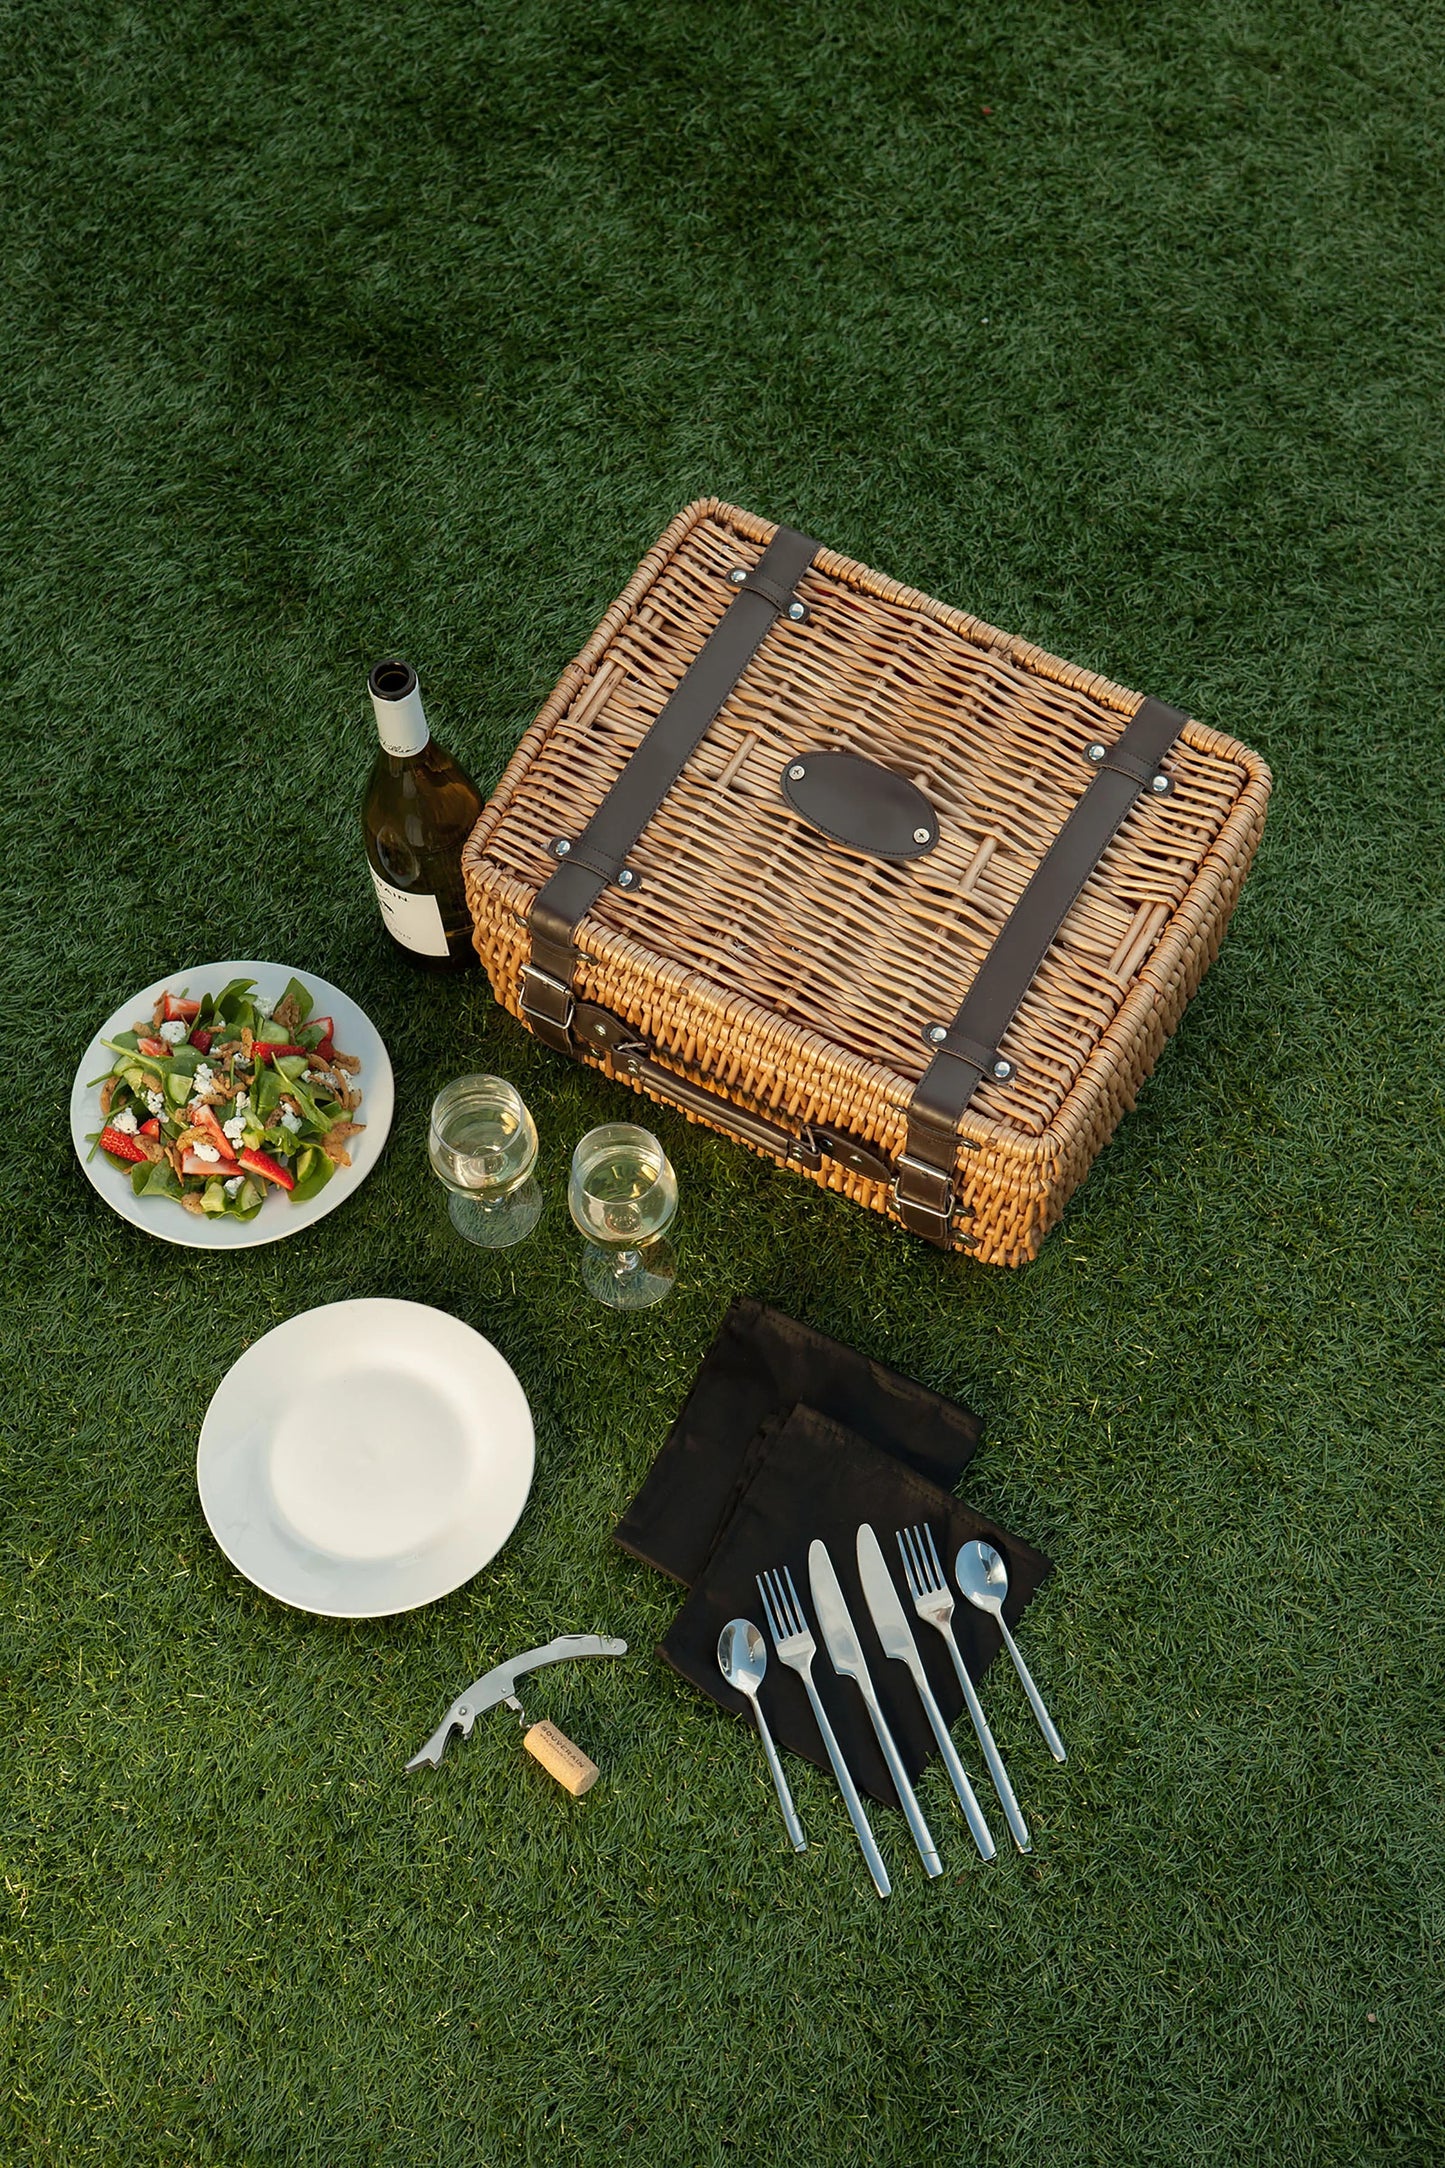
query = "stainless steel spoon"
xmin=954 ymin=1542 xmax=1066 ymax=1763
xmin=717 ymin=1619 xmax=806 ymax=1850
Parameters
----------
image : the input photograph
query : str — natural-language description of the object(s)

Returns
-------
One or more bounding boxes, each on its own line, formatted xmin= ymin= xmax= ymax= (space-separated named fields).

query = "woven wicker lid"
xmin=469 ymin=500 xmax=1269 ymax=1142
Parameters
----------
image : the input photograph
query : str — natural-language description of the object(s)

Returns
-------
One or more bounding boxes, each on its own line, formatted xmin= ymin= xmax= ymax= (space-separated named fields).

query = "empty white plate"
xmin=197 ymin=1299 xmax=535 ymax=1616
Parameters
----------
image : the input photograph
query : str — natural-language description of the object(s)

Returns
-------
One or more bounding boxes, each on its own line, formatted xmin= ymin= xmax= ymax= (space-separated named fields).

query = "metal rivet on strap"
xmin=787 ymin=601 xmax=806 ymax=622
xmin=1085 ymin=742 xmax=1107 ymax=763
xmin=728 ymin=566 xmax=747 ymax=585
xmin=617 ymin=868 xmax=637 ymax=888
xmin=991 ymin=1058 xmax=1014 ymax=1080
xmin=913 ymin=827 xmax=931 ymax=845
xmin=1150 ymin=771 xmax=1173 ymax=795
xmin=553 ymin=838 xmax=571 ymax=857
xmin=925 ymin=1024 xmax=948 ymax=1047
xmin=788 ymin=763 xmax=806 ymax=780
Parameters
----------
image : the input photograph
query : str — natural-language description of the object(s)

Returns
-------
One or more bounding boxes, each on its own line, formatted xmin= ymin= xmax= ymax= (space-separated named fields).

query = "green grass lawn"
xmin=3 ymin=2 xmax=1443 ymax=2161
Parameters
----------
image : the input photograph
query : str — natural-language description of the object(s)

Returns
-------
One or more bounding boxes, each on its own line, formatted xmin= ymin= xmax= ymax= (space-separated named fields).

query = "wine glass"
xmin=428 ymin=1076 xmax=542 ymax=1247
xmin=568 ymin=1122 xmax=678 ymax=1309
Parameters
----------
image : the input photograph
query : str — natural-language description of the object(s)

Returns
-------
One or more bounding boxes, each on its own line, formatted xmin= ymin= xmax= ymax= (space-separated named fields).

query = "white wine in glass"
xmin=429 ymin=1076 xmax=542 ymax=1248
xmin=568 ymin=1123 xmax=677 ymax=1309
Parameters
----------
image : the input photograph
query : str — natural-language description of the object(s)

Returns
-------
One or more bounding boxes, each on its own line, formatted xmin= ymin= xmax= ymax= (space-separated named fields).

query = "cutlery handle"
xmin=937 ymin=1634 xmax=1029 ymax=1855
xmin=998 ymin=1617 xmax=1066 ymax=1763
xmin=911 ymin=1670 xmax=999 ymax=1861
xmin=859 ymin=1689 xmax=942 ymax=1878
xmin=750 ymin=1700 xmax=806 ymax=1851
xmin=799 ymin=1673 xmax=890 ymax=1899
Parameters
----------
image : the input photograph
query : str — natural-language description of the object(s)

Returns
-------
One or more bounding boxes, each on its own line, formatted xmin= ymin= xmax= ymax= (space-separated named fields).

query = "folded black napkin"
xmin=613 ymin=1302 xmax=1053 ymax=1809
xmin=613 ymin=1297 xmax=984 ymax=1586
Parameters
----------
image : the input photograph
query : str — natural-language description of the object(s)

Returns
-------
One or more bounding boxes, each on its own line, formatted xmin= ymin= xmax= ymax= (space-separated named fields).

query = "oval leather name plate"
xmin=780 ymin=750 xmax=940 ymax=861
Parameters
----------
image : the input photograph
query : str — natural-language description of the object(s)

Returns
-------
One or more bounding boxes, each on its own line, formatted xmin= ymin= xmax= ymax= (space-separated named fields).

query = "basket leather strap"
xmin=522 ymin=524 xmax=818 ymax=1050
xmin=895 ymin=695 xmax=1188 ymax=1242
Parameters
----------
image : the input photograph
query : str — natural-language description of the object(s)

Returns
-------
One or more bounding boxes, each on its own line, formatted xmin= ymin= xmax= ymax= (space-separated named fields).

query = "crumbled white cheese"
xmin=190 ymin=1141 xmax=221 ymax=1163
xmin=222 ymin=1116 xmax=247 ymax=1143
xmin=159 ymin=1019 xmax=188 ymax=1044
xmin=193 ymin=1064 xmax=215 ymax=1093
xmin=235 ymin=1091 xmax=250 ymax=1111
xmin=145 ymin=1090 xmax=165 ymax=1116
xmin=224 ymin=1176 xmax=244 ymax=1197
xmin=253 ymin=994 xmax=275 ymax=1018
xmin=110 ymin=1107 xmax=139 ymax=1134
xmin=279 ymin=1108 xmax=302 ymax=1134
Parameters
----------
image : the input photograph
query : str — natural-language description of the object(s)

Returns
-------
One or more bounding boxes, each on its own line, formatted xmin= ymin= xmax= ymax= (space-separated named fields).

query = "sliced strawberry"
xmin=315 ymin=1036 xmax=335 ymax=1063
xmin=137 ymin=1036 xmax=170 ymax=1058
xmin=190 ymin=1104 xmax=237 ymax=1160
xmin=181 ymin=1150 xmax=228 ymax=1177
xmin=188 ymin=1026 xmax=213 ymax=1054
xmin=138 ymin=1117 xmax=161 ymax=1137
xmin=163 ymin=992 xmax=202 ymax=1023
xmin=238 ymin=1146 xmax=295 ymax=1191
xmin=99 ymin=1125 xmax=149 ymax=1164
xmin=249 ymin=1043 xmax=311 ymax=1064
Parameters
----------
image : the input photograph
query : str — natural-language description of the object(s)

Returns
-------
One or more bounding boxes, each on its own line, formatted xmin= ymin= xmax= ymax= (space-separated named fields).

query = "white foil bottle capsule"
xmin=368 ymin=657 xmax=430 ymax=758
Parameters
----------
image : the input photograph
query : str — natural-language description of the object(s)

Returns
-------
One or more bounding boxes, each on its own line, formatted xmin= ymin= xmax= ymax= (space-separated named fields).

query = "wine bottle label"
xmin=369 ymin=869 xmax=450 ymax=957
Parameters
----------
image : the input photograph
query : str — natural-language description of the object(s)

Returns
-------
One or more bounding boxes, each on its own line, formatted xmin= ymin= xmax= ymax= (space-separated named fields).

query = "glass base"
xmin=580 ymin=1238 xmax=675 ymax=1310
xmin=447 ymin=1177 xmax=542 ymax=1249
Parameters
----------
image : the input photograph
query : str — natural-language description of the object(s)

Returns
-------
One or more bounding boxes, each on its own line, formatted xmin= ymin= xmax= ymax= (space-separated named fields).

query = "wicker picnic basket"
xmin=462 ymin=500 xmax=1271 ymax=1265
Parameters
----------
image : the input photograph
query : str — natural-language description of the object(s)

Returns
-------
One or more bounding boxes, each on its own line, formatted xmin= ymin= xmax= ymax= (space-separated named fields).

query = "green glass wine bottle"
xmin=362 ymin=658 xmax=483 ymax=970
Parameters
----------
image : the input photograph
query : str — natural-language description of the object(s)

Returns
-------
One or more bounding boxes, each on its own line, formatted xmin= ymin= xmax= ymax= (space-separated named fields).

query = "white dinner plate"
xmin=197 ymin=1300 xmax=535 ymax=1616
xmin=70 ymin=958 xmax=394 ymax=1248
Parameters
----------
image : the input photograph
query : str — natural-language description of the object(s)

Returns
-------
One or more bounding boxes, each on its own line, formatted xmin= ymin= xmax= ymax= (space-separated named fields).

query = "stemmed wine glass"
xmin=568 ymin=1122 xmax=678 ymax=1309
xmin=428 ymin=1076 xmax=542 ymax=1248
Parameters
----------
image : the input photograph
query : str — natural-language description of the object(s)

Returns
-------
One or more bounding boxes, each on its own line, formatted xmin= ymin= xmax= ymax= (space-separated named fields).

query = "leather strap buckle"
xmin=519 ymin=964 xmax=575 ymax=1052
xmin=893 ymin=1152 xmax=955 ymax=1234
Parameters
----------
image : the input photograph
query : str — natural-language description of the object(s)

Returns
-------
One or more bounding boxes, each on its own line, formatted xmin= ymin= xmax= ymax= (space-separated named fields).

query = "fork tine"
xmin=782 ymin=1564 xmax=805 ymax=1637
xmin=897 ymin=1526 xmax=921 ymax=1601
xmin=756 ymin=1572 xmax=781 ymax=1644
xmin=921 ymin=1521 xmax=946 ymax=1589
xmin=766 ymin=1569 xmax=792 ymax=1638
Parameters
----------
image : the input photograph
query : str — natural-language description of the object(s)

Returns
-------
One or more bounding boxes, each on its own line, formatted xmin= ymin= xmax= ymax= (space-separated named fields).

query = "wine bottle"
xmin=362 ymin=658 xmax=484 ymax=969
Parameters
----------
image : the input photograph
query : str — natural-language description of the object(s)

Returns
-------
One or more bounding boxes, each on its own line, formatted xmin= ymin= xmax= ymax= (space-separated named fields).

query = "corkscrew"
xmin=405 ymin=1634 xmax=628 ymax=1796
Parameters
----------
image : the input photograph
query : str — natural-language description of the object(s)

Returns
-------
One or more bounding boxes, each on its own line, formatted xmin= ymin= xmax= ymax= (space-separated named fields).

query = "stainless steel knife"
xmin=406 ymin=1634 xmax=628 ymax=1789
xmin=856 ymin=1524 xmax=997 ymax=1861
xmin=807 ymin=1539 xmax=942 ymax=1877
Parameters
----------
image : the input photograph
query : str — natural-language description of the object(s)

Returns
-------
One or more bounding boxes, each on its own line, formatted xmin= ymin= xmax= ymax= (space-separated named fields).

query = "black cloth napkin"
xmin=613 ymin=1297 xmax=984 ymax=1586
xmin=653 ymin=1404 xmax=1052 ymax=1805
xmin=612 ymin=1301 xmax=1053 ymax=1810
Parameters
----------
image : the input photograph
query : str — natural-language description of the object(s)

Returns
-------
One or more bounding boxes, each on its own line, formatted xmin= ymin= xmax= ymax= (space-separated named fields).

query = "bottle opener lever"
xmin=405 ymin=1633 xmax=627 ymax=1796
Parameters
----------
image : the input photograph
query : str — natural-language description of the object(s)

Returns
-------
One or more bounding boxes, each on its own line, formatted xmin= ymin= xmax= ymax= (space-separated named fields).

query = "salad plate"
xmin=70 ymin=959 xmax=394 ymax=1248
xmin=197 ymin=1299 xmax=535 ymax=1617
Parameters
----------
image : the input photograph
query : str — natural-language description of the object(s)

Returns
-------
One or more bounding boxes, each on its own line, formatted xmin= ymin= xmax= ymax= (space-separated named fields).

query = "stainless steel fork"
xmin=898 ymin=1524 xmax=1032 ymax=1855
xmin=757 ymin=1566 xmax=891 ymax=1899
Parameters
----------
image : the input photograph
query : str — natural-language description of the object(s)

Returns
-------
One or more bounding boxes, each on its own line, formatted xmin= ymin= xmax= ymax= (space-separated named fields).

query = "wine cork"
xmin=523 ymin=1720 xmax=600 ymax=1796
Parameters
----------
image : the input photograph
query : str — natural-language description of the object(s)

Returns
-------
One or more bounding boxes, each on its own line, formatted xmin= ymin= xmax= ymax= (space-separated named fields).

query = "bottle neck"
xmin=370 ymin=674 xmax=431 ymax=758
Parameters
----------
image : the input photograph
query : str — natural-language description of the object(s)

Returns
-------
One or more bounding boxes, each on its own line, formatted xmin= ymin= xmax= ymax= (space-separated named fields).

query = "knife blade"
xmin=856 ymin=1525 xmax=996 ymax=1861
xmin=808 ymin=1539 xmax=942 ymax=1877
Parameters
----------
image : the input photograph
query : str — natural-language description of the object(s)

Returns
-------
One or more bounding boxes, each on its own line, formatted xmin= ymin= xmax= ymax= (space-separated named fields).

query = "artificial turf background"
xmin=4 ymin=2 xmax=1443 ymax=2161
